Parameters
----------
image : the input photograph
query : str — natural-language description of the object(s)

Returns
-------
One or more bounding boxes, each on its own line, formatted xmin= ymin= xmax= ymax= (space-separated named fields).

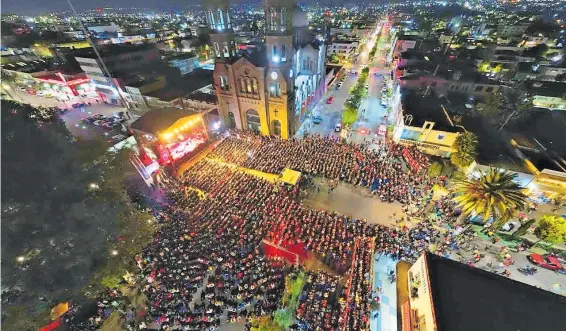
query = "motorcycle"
xmin=518 ymin=266 xmax=538 ymax=275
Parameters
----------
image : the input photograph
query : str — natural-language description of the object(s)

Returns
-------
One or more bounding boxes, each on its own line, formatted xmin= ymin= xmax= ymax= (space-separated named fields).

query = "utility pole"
xmin=423 ymin=63 xmax=440 ymax=97
xmin=67 ymin=0 xmax=132 ymax=117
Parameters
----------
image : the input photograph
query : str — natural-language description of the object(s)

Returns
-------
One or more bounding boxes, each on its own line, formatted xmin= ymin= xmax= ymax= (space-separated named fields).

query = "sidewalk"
xmin=371 ymin=254 xmax=398 ymax=331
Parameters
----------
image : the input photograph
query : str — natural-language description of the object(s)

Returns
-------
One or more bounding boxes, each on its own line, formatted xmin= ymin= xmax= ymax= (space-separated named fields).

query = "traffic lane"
xmin=458 ymin=237 xmax=566 ymax=295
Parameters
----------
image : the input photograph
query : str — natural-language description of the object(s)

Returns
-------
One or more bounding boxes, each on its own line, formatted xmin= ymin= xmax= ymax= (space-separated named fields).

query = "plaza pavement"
xmin=371 ymin=254 xmax=398 ymax=331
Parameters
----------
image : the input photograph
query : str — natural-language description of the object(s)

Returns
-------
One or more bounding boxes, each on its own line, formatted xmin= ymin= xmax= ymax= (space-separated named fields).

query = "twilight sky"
xmin=2 ymin=0 xmax=203 ymax=15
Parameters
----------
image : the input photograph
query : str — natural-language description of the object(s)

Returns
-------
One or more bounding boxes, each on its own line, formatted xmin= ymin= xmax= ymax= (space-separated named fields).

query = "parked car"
xmin=312 ymin=115 xmax=323 ymax=124
xmin=527 ymin=254 xmax=564 ymax=272
xmin=336 ymin=82 xmax=343 ymax=89
xmin=72 ymin=103 xmax=86 ymax=109
xmin=334 ymin=123 xmax=342 ymax=132
xmin=327 ymin=96 xmax=334 ymax=104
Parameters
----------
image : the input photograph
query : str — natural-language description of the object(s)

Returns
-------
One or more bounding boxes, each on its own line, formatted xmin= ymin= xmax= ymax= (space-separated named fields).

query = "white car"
xmin=337 ymin=82 xmax=344 ymax=89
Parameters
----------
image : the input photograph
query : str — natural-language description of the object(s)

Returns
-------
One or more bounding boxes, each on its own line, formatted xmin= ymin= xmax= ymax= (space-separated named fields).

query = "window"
xmin=226 ymin=12 xmax=231 ymax=28
xmin=280 ymin=8 xmax=286 ymax=30
xmin=269 ymin=8 xmax=277 ymax=31
xmin=217 ymin=9 xmax=225 ymax=30
xmin=245 ymin=77 xmax=252 ymax=93
xmin=209 ymin=10 xmax=216 ymax=27
xmin=239 ymin=77 xmax=246 ymax=93
xmin=272 ymin=120 xmax=282 ymax=136
xmin=227 ymin=112 xmax=236 ymax=128
xmin=223 ymin=42 xmax=230 ymax=58
xmin=213 ymin=42 xmax=220 ymax=58
xmin=246 ymin=109 xmax=261 ymax=132
xmin=220 ymin=76 xmax=229 ymax=91
xmin=281 ymin=45 xmax=286 ymax=62
xmin=269 ymin=83 xmax=281 ymax=97
xmin=272 ymin=45 xmax=279 ymax=62
xmin=474 ymin=85 xmax=483 ymax=92
xmin=252 ymin=78 xmax=258 ymax=95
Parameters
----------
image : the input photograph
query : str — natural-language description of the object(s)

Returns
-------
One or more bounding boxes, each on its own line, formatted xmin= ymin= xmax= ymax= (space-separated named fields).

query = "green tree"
xmin=1 ymin=101 xmax=152 ymax=328
xmin=329 ymin=53 xmax=340 ymax=63
xmin=342 ymin=104 xmax=358 ymax=126
xmin=534 ymin=215 xmax=566 ymax=244
xmin=428 ymin=161 xmax=443 ymax=177
xmin=453 ymin=169 xmax=528 ymax=229
xmin=450 ymin=132 xmax=478 ymax=169
xmin=476 ymin=92 xmax=502 ymax=117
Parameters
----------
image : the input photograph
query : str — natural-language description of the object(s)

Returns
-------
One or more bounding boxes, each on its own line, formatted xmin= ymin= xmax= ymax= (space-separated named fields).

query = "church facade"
xmin=208 ymin=0 xmax=326 ymax=139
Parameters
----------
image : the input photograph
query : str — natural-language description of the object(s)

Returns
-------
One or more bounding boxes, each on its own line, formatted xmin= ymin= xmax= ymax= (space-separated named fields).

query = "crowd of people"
xmin=342 ymin=238 xmax=374 ymax=331
xmin=84 ymin=132 xmax=439 ymax=330
xmin=209 ymin=133 xmax=432 ymax=204
xmin=296 ymin=271 xmax=344 ymax=330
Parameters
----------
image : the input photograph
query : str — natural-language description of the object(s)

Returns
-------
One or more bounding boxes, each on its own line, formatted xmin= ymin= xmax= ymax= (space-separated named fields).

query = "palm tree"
xmin=453 ymin=169 xmax=527 ymax=229
xmin=450 ymin=132 xmax=478 ymax=169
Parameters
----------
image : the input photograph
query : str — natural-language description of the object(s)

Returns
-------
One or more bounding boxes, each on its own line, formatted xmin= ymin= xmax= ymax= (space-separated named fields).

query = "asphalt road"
xmin=6 ymin=88 xmax=130 ymax=141
xmin=298 ymin=23 xmax=392 ymax=142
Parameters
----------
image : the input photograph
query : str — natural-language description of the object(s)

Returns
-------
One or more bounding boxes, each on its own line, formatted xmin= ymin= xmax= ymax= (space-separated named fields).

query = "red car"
xmin=327 ymin=96 xmax=334 ymax=104
xmin=527 ymin=254 xmax=563 ymax=272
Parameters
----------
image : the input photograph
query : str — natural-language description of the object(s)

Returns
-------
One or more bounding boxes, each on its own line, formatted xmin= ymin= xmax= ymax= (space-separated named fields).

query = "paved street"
xmin=304 ymin=177 xmax=403 ymax=227
xmin=371 ymin=254 xmax=398 ymax=331
xmin=297 ymin=22 xmax=393 ymax=143
xmin=446 ymin=231 xmax=566 ymax=296
xmin=6 ymin=87 xmax=131 ymax=140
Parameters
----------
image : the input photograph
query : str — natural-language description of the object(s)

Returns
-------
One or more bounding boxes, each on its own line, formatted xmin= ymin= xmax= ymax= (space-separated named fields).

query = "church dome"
xmin=292 ymin=7 xmax=309 ymax=28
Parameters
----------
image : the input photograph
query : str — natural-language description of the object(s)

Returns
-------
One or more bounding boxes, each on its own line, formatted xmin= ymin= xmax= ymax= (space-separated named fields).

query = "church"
xmin=208 ymin=0 xmax=326 ymax=139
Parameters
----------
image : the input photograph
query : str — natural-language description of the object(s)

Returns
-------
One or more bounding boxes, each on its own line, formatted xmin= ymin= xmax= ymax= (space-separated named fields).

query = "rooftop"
xmin=425 ymin=252 xmax=566 ymax=331
xmin=130 ymin=107 xmax=201 ymax=135
xmin=73 ymin=43 xmax=156 ymax=59
xmin=401 ymin=91 xmax=462 ymax=133
xmin=144 ymin=69 xmax=213 ymax=101
xmin=527 ymin=81 xmax=566 ymax=98
xmin=0 ymin=58 xmax=81 ymax=75
xmin=185 ymin=90 xmax=218 ymax=104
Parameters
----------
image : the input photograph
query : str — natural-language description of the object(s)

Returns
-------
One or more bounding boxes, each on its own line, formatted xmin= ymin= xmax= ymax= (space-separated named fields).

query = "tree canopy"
xmin=535 ymin=215 xmax=566 ymax=244
xmin=450 ymin=132 xmax=478 ymax=169
xmin=453 ymin=169 xmax=527 ymax=229
xmin=1 ymin=101 xmax=144 ymax=329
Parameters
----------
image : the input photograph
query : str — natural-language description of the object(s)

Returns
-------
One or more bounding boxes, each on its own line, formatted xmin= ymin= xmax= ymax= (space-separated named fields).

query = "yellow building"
xmin=399 ymin=252 xmax=566 ymax=331
xmin=392 ymin=95 xmax=463 ymax=158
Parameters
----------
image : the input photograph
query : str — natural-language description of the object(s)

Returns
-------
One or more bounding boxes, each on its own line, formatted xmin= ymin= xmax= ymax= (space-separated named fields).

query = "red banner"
xmin=262 ymin=240 xmax=299 ymax=265
xmin=402 ymin=147 xmax=420 ymax=172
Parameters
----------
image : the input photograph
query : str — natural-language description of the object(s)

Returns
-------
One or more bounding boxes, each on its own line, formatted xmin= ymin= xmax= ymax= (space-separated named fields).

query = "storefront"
xmin=36 ymin=73 xmax=96 ymax=101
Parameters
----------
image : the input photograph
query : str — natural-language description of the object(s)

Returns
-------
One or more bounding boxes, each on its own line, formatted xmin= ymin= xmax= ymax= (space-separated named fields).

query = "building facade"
xmin=210 ymin=0 xmax=325 ymax=139
xmin=326 ymin=40 xmax=359 ymax=59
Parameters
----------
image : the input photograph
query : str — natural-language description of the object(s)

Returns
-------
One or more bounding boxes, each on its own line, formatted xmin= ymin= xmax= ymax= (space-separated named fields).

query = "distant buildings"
xmin=327 ymin=40 xmax=359 ymax=60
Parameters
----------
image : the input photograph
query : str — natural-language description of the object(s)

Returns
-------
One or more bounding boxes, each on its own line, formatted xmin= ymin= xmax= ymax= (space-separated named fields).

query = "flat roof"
xmin=130 ymin=107 xmax=201 ymax=135
xmin=401 ymin=92 xmax=462 ymax=133
xmin=426 ymin=253 xmax=566 ymax=331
